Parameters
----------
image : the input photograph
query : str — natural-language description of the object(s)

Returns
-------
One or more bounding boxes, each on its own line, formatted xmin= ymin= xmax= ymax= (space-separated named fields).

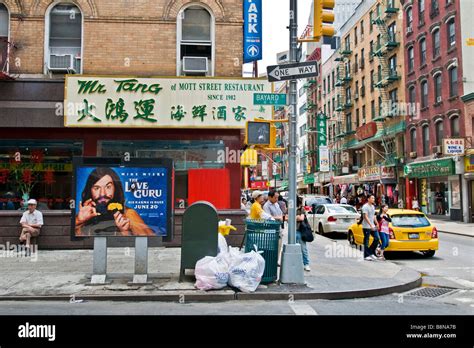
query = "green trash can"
xmin=244 ymin=219 xmax=281 ymax=284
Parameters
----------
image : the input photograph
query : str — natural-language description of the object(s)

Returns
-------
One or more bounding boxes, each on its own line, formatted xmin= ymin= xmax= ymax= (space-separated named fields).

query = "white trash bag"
xmin=194 ymin=256 xmax=229 ymax=291
xmin=217 ymin=233 xmax=228 ymax=255
xmin=228 ymin=247 xmax=265 ymax=293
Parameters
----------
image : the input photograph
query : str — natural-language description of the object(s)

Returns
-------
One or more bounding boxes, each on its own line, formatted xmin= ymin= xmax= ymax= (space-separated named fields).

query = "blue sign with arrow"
xmin=243 ymin=0 xmax=262 ymax=63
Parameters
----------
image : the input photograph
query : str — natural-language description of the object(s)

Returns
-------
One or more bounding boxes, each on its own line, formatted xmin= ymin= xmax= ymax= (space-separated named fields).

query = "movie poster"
xmin=74 ymin=166 xmax=168 ymax=237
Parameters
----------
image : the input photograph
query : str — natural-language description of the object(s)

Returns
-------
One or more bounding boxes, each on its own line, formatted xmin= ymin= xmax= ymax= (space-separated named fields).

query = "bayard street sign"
xmin=253 ymin=93 xmax=287 ymax=105
xmin=266 ymin=61 xmax=318 ymax=82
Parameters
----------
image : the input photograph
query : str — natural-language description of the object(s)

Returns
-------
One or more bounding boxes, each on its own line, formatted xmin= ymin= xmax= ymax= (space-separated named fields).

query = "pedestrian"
xmin=241 ymin=197 xmax=250 ymax=215
xmin=397 ymin=197 xmax=404 ymax=209
xmin=263 ymin=190 xmax=285 ymax=265
xmin=249 ymin=190 xmax=273 ymax=220
xmin=296 ymin=196 xmax=311 ymax=271
xmin=412 ymin=196 xmax=420 ymax=211
xmin=361 ymin=195 xmax=380 ymax=261
xmin=19 ymin=199 xmax=43 ymax=250
xmin=376 ymin=204 xmax=391 ymax=261
xmin=340 ymin=195 xmax=348 ymax=204
xmin=435 ymin=188 xmax=444 ymax=215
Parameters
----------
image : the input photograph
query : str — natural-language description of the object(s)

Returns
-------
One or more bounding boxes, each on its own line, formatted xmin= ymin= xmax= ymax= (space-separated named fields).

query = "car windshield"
xmin=391 ymin=214 xmax=431 ymax=228
xmin=307 ymin=197 xmax=332 ymax=206
xmin=326 ymin=205 xmax=357 ymax=214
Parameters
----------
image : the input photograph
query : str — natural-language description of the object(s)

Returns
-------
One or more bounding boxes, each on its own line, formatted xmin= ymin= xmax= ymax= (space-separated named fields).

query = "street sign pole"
xmin=280 ymin=0 xmax=305 ymax=285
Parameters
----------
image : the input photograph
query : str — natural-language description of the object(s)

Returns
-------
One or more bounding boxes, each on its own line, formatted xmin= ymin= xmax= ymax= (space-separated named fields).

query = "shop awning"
xmin=332 ymin=174 xmax=359 ymax=185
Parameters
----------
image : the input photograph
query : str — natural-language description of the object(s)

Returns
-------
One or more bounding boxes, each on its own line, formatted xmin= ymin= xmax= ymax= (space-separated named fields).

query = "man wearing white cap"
xmin=249 ymin=190 xmax=273 ymax=220
xmin=19 ymin=199 xmax=43 ymax=248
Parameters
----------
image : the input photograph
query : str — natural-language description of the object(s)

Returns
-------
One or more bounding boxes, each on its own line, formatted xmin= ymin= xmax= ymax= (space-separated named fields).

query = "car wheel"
xmin=348 ymin=231 xmax=356 ymax=246
xmin=318 ymin=223 xmax=325 ymax=235
xmin=421 ymin=250 xmax=435 ymax=257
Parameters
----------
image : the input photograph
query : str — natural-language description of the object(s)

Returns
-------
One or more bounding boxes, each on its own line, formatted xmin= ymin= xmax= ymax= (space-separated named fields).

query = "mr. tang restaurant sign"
xmin=356 ymin=122 xmax=377 ymax=141
xmin=64 ymin=76 xmax=272 ymax=128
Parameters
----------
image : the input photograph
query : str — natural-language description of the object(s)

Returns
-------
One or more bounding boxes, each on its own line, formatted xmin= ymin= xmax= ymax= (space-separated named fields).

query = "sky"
xmin=243 ymin=0 xmax=313 ymax=76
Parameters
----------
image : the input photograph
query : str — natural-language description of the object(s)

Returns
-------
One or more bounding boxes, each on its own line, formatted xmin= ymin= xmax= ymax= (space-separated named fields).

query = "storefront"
xmin=404 ymin=158 xmax=461 ymax=220
xmin=464 ymin=149 xmax=474 ymax=222
xmin=357 ymin=165 xmax=399 ymax=207
xmin=331 ymin=174 xmax=359 ymax=201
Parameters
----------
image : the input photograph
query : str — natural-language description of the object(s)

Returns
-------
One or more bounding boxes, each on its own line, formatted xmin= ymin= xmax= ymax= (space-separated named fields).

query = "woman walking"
xmin=296 ymin=196 xmax=311 ymax=271
xmin=376 ymin=204 xmax=392 ymax=261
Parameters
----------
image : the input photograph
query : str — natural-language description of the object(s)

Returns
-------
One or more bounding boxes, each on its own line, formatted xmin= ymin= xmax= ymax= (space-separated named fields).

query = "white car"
xmin=307 ymin=204 xmax=360 ymax=235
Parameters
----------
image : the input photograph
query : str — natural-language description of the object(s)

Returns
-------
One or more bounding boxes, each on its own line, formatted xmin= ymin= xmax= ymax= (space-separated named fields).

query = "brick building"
xmin=0 ymin=0 xmax=263 ymax=248
xmin=401 ymin=0 xmax=471 ymax=221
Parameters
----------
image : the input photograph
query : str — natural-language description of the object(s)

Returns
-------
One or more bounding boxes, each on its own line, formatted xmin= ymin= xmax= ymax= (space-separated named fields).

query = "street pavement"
xmin=0 ymin=233 xmax=420 ymax=301
xmin=428 ymin=217 xmax=474 ymax=237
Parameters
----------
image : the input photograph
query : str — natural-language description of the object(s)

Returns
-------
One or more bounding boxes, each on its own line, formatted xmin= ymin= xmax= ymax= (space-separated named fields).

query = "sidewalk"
xmin=0 ymin=235 xmax=421 ymax=302
xmin=429 ymin=217 xmax=474 ymax=237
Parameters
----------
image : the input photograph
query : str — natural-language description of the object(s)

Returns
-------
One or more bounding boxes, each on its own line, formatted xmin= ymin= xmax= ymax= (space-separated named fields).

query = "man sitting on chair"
xmin=19 ymin=199 xmax=43 ymax=248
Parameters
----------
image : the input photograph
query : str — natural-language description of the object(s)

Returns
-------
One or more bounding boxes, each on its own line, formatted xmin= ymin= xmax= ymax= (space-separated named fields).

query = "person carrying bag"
xmin=296 ymin=196 xmax=312 ymax=271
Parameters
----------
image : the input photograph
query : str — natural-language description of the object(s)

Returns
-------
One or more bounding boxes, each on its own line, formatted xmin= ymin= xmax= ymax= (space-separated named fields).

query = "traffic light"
xmin=244 ymin=119 xmax=287 ymax=151
xmin=314 ymin=0 xmax=336 ymax=41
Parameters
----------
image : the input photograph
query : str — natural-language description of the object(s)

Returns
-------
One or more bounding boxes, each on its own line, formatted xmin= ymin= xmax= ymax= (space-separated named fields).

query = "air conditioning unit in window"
xmin=432 ymin=145 xmax=442 ymax=155
xmin=406 ymin=27 xmax=413 ymax=34
xmin=182 ymin=56 xmax=208 ymax=75
xmin=48 ymin=54 xmax=76 ymax=72
xmin=409 ymin=151 xmax=417 ymax=159
xmin=436 ymin=96 xmax=442 ymax=103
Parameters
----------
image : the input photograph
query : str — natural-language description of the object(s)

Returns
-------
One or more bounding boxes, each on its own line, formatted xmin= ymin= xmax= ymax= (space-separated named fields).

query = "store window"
xmin=46 ymin=3 xmax=83 ymax=74
xmin=422 ymin=125 xmax=430 ymax=156
xmin=0 ymin=140 xmax=83 ymax=210
xmin=177 ymin=5 xmax=214 ymax=76
xmin=0 ymin=3 xmax=9 ymax=73
xmin=100 ymin=140 xmax=225 ymax=208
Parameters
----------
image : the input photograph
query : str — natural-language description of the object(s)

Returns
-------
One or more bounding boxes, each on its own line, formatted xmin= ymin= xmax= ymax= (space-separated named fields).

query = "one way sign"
xmin=266 ymin=61 xmax=318 ymax=82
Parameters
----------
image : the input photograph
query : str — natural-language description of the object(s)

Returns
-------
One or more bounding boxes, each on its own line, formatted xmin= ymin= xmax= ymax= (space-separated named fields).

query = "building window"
xmin=361 ymin=76 xmax=365 ymax=96
xmin=362 ymin=105 xmax=366 ymax=123
xmin=0 ymin=3 xmax=8 ymax=72
xmin=0 ymin=141 xmax=83 ymax=210
xmin=389 ymin=89 xmax=398 ymax=104
xmin=332 ymin=70 xmax=335 ymax=89
xmin=435 ymin=120 xmax=444 ymax=146
xmin=299 ymin=85 xmax=305 ymax=97
xmin=421 ymin=80 xmax=428 ymax=108
xmin=450 ymin=116 xmax=460 ymax=136
xmin=178 ymin=5 xmax=214 ymax=76
xmin=369 ymin=40 xmax=374 ymax=59
xmin=370 ymin=70 xmax=375 ymax=91
xmin=323 ymin=78 xmax=326 ymax=94
xmin=327 ymin=74 xmax=331 ymax=92
xmin=408 ymin=85 xmax=416 ymax=104
xmin=356 ymin=109 xmax=360 ymax=128
xmin=377 ymin=65 xmax=382 ymax=83
xmin=360 ymin=48 xmax=365 ymax=68
xmin=419 ymin=0 xmax=425 ymax=25
xmin=422 ymin=125 xmax=430 ymax=156
xmin=344 ymin=35 xmax=351 ymax=51
xmin=430 ymin=0 xmax=440 ymax=18
xmin=388 ymin=22 xmax=396 ymax=42
xmin=299 ymin=103 xmax=307 ymax=116
xmin=432 ymin=29 xmax=440 ymax=58
xmin=447 ymin=18 xmax=456 ymax=47
xmin=449 ymin=66 xmax=458 ymax=97
xmin=355 ymin=81 xmax=359 ymax=98
xmin=369 ymin=11 xmax=373 ymax=32
xmin=371 ymin=100 xmax=375 ymax=121
xmin=360 ymin=20 xmax=364 ymax=40
xmin=378 ymin=96 xmax=383 ymax=116
xmin=46 ymin=4 xmax=83 ymax=74
xmin=408 ymin=46 xmax=414 ymax=72
xmin=345 ymin=87 xmax=351 ymax=101
xmin=406 ymin=7 xmax=413 ymax=30
xmin=420 ymin=38 xmax=427 ymax=65
xmin=346 ymin=113 xmax=352 ymax=132
xmin=410 ymin=128 xmax=417 ymax=153
xmin=354 ymin=26 xmax=358 ymax=46
xmin=434 ymin=73 xmax=442 ymax=102
xmin=389 ymin=55 xmax=397 ymax=76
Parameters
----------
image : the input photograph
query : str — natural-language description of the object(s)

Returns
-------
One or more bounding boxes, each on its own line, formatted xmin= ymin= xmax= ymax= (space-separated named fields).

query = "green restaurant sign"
xmin=404 ymin=158 xmax=455 ymax=178
xmin=253 ymin=93 xmax=287 ymax=106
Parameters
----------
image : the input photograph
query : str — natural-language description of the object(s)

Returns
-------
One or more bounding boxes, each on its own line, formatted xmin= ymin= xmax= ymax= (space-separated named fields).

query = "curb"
xmin=438 ymin=230 xmax=474 ymax=238
xmin=0 ymin=271 xmax=422 ymax=303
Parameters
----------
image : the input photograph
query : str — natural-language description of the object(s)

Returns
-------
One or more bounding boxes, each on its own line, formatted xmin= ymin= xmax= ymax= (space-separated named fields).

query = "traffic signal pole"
xmin=279 ymin=0 xmax=305 ymax=285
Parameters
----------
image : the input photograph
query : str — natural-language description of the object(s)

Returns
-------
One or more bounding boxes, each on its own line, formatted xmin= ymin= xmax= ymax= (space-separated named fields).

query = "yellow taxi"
xmin=347 ymin=209 xmax=439 ymax=257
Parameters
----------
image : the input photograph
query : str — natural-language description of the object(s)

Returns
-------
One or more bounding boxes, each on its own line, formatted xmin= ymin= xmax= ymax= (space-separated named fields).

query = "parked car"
xmin=303 ymin=195 xmax=333 ymax=210
xmin=347 ymin=209 xmax=439 ymax=257
xmin=307 ymin=204 xmax=359 ymax=235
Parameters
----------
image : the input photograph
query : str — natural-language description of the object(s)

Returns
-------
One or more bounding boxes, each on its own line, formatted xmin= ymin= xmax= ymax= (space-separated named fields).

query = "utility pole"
xmin=279 ymin=0 xmax=305 ymax=285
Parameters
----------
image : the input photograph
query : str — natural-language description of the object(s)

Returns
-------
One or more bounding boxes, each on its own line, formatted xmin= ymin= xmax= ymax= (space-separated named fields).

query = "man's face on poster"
xmin=91 ymin=175 xmax=115 ymax=205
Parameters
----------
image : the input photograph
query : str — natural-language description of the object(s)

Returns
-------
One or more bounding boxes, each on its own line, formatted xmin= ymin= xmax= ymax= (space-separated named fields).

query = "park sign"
xmin=253 ymin=93 xmax=287 ymax=105
xmin=266 ymin=61 xmax=318 ymax=82
xmin=64 ymin=76 xmax=272 ymax=128
xmin=243 ymin=0 xmax=262 ymax=63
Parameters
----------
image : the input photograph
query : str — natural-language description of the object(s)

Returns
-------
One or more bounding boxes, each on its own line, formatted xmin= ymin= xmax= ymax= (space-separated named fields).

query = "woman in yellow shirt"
xmin=249 ymin=190 xmax=273 ymax=220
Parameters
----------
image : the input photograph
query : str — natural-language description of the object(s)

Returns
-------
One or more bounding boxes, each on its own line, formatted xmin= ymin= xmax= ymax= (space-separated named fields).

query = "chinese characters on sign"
xmin=65 ymin=77 xmax=272 ymax=128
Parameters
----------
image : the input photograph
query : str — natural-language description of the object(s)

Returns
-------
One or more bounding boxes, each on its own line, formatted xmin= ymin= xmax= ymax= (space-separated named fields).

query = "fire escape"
xmin=371 ymin=0 xmax=400 ymax=165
